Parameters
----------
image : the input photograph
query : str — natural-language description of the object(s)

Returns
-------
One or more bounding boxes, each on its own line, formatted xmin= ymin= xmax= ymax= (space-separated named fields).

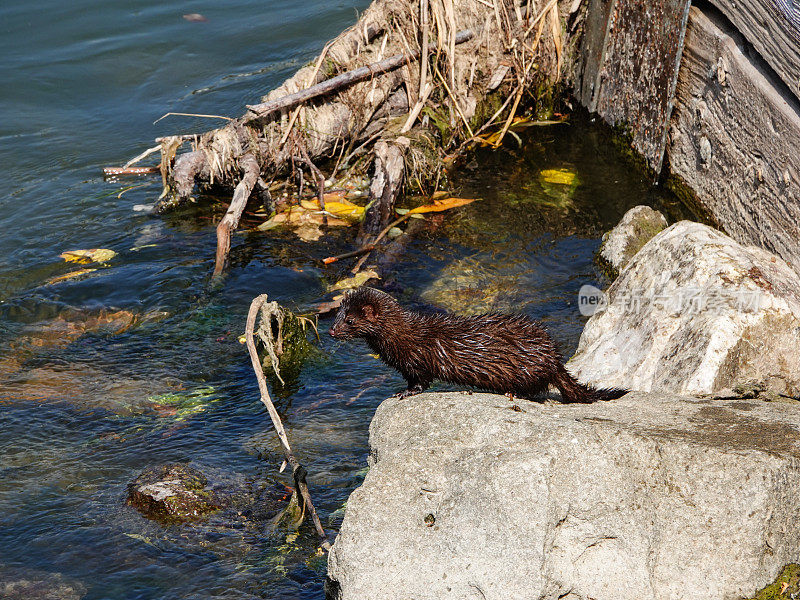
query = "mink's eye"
xmin=345 ymin=317 xmax=355 ymax=326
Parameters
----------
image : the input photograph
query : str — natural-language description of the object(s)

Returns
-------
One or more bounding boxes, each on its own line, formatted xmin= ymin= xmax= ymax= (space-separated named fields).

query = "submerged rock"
xmin=127 ymin=464 xmax=221 ymax=524
xmin=327 ymin=391 xmax=800 ymax=600
xmin=569 ymin=221 xmax=800 ymax=397
xmin=599 ymin=205 xmax=668 ymax=274
xmin=0 ymin=566 xmax=86 ymax=600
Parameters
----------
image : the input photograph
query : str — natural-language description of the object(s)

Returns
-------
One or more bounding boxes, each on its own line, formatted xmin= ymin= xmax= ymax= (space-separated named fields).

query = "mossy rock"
xmin=261 ymin=310 xmax=316 ymax=393
xmin=598 ymin=205 xmax=668 ymax=277
xmin=127 ymin=464 xmax=222 ymax=524
xmin=747 ymin=564 xmax=800 ymax=600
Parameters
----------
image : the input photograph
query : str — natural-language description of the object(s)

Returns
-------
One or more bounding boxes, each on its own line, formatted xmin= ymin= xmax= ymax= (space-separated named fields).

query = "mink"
xmin=329 ymin=287 xmax=627 ymax=403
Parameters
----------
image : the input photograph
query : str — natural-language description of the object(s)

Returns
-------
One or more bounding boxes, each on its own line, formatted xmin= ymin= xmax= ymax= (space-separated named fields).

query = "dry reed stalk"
xmin=419 ymin=0 xmax=430 ymax=101
xmin=493 ymin=0 xmax=554 ymax=147
xmin=549 ymin=0 xmax=563 ymax=77
xmin=279 ymin=40 xmax=335 ymax=148
xmin=443 ymin=0 xmax=457 ymax=91
xmin=244 ymin=295 xmax=329 ymax=549
xmin=524 ymin=0 xmax=558 ymax=37
xmin=434 ymin=63 xmax=475 ymax=138
xmin=401 ymin=0 xmax=432 ymax=133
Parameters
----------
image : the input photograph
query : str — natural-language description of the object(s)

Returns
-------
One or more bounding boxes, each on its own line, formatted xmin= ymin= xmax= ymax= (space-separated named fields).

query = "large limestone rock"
xmin=569 ymin=221 xmax=800 ymax=397
xmin=326 ymin=391 xmax=800 ymax=600
xmin=599 ymin=205 xmax=668 ymax=274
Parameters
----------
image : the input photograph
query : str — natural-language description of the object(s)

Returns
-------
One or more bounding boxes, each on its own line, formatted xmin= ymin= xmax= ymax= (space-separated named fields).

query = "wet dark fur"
xmin=329 ymin=287 xmax=627 ymax=403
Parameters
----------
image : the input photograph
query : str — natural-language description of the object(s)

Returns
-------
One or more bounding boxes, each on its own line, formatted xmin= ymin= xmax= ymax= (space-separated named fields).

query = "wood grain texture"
xmin=667 ymin=5 xmax=800 ymax=274
xmin=707 ymin=0 xmax=800 ymax=99
xmin=593 ymin=0 xmax=691 ymax=174
xmin=574 ymin=0 xmax=617 ymax=111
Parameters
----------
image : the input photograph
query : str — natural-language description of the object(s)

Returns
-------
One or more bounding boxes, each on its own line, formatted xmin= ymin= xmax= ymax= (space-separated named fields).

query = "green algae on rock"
xmin=747 ymin=564 xmax=800 ymax=600
xmin=127 ymin=464 xmax=222 ymax=524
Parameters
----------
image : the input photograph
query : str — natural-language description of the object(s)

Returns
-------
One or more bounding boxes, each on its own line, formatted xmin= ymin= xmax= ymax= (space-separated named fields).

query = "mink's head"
xmin=329 ymin=287 xmax=400 ymax=340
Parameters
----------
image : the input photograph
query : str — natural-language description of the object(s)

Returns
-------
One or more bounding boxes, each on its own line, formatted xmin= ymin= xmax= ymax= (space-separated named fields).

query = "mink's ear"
xmin=362 ymin=303 xmax=377 ymax=322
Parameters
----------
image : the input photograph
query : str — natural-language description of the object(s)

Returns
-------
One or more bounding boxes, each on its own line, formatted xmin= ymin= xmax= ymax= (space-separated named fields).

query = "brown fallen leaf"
xmin=407 ymin=196 xmax=479 ymax=214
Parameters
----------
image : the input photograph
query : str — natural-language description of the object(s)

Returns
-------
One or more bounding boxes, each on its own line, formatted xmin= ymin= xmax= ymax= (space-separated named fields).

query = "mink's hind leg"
xmin=394 ymin=377 xmax=430 ymax=399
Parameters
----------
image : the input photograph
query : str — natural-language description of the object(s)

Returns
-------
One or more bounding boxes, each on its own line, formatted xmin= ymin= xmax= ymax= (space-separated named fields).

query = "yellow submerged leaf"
xmin=294 ymin=223 xmax=323 ymax=242
xmin=539 ymin=168 xmax=577 ymax=186
xmin=300 ymin=198 xmax=365 ymax=221
xmin=60 ymin=248 xmax=117 ymax=264
xmin=258 ymin=204 xmax=353 ymax=231
xmin=330 ymin=270 xmax=380 ymax=291
xmin=46 ymin=268 xmax=97 ymax=285
xmin=407 ymin=196 xmax=479 ymax=215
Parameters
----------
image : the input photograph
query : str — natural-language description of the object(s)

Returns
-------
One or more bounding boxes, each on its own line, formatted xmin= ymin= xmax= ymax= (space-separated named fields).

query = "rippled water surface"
xmin=0 ymin=2 xmax=686 ymax=598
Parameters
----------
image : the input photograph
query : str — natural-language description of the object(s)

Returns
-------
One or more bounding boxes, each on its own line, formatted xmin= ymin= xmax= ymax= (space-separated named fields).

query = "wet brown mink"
xmin=329 ymin=287 xmax=627 ymax=403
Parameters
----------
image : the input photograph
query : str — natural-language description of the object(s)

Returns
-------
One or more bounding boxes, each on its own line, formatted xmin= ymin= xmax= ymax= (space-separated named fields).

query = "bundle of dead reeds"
xmin=121 ymin=0 xmax=567 ymax=279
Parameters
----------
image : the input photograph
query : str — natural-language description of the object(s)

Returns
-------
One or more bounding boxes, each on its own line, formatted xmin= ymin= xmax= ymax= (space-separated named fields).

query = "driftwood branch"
xmin=245 ymin=294 xmax=329 ymax=549
xmin=213 ymin=154 xmax=261 ymax=279
xmin=357 ymin=139 xmax=407 ymax=247
xmin=245 ymin=28 xmax=474 ymax=122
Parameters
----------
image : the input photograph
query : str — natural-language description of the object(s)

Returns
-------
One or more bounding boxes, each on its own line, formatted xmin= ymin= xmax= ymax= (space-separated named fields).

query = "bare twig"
xmin=322 ymin=244 xmax=376 ymax=265
xmin=245 ymin=295 xmax=329 ymax=549
xmin=492 ymin=0 xmax=553 ymax=148
xmin=123 ymin=145 xmax=161 ymax=168
xmin=492 ymin=86 xmax=524 ymax=148
xmin=245 ymin=29 xmax=475 ymax=122
xmin=153 ymin=112 xmax=233 ymax=124
xmin=350 ymin=212 xmax=414 ymax=274
xmin=524 ymin=0 xmax=558 ymax=37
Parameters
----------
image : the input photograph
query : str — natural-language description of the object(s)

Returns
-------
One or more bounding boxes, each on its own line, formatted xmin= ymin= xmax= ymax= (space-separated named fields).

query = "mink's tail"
xmin=553 ymin=364 xmax=628 ymax=403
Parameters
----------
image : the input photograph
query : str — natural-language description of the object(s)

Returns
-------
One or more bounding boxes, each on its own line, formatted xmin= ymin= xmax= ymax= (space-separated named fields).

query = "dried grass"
xmin=154 ymin=0 xmax=565 ymax=205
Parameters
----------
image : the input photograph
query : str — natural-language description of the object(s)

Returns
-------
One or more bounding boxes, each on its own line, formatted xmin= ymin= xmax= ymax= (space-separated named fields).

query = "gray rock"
xmin=599 ymin=205 xmax=668 ymax=274
xmin=327 ymin=391 xmax=800 ymax=600
xmin=569 ymin=221 xmax=800 ymax=397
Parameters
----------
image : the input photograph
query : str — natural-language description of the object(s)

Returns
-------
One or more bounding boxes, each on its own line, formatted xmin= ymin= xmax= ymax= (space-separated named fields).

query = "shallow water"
xmin=0 ymin=2 xmax=686 ymax=598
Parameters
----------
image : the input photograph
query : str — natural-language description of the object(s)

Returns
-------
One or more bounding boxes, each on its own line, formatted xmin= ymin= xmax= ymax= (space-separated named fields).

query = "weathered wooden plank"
xmin=706 ymin=0 xmax=800 ymax=101
xmin=667 ymin=5 xmax=800 ymax=274
xmin=573 ymin=0 xmax=617 ymax=111
xmin=591 ymin=0 xmax=691 ymax=174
